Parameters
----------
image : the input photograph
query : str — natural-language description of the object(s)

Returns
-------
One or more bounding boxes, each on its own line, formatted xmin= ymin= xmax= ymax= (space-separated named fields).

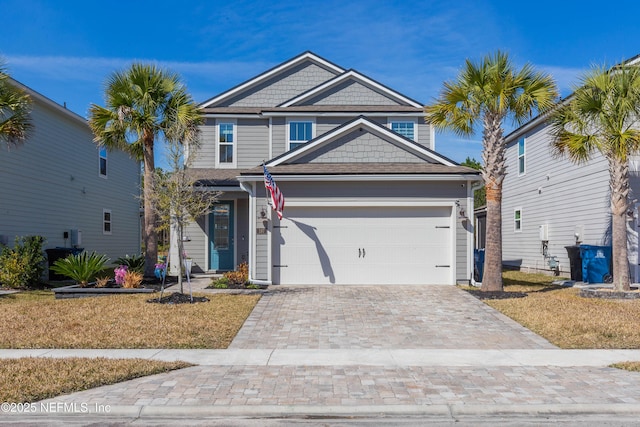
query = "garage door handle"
xmin=435 ymin=265 xmax=450 ymax=268
xmin=358 ymin=248 xmax=362 ymax=258
xmin=362 ymin=248 xmax=366 ymax=258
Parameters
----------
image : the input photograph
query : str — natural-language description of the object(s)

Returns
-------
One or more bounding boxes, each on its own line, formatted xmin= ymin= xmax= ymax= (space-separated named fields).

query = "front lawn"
xmin=0 ymin=358 xmax=191 ymax=403
xmin=0 ymin=291 xmax=260 ymax=348
xmin=468 ymin=271 xmax=640 ymax=349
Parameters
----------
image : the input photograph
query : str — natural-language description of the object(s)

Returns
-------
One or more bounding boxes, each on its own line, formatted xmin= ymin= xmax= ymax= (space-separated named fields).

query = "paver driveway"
xmin=229 ymin=285 xmax=555 ymax=349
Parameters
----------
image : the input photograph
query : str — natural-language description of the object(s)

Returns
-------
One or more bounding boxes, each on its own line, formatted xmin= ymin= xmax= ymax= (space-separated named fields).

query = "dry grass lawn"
xmin=0 ymin=291 xmax=260 ymax=348
xmin=0 ymin=358 xmax=191 ymax=403
xmin=472 ymin=271 xmax=640 ymax=349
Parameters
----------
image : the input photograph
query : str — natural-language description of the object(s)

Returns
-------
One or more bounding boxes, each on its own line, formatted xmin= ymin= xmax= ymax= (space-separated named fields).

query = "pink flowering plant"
xmin=114 ymin=265 xmax=128 ymax=286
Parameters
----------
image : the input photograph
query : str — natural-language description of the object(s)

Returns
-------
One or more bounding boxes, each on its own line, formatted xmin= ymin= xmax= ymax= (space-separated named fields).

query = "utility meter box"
xmin=539 ymin=224 xmax=549 ymax=241
xmin=70 ymin=229 xmax=82 ymax=246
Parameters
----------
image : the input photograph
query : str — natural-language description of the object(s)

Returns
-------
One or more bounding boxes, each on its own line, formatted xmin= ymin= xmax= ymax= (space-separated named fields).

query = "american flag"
xmin=263 ymin=164 xmax=285 ymax=219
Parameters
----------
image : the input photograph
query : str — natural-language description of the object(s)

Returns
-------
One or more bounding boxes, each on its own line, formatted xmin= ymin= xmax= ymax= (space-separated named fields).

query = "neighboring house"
xmin=178 ymin=51 xmax=481 ymax=285
xmin=502 ymin=111 xmax=640 ymax=280
xmin=0 ymin=79 xmax=141 ymax=265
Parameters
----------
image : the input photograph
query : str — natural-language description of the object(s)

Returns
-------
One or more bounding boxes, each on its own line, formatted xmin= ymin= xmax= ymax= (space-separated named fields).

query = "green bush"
xmin=0 ymin=236 xmax=46 ymax=289
xmin=114 ymin=254 xmax=145 ymax=274
xmin=50 ymin=251 xmax=110 ymax=287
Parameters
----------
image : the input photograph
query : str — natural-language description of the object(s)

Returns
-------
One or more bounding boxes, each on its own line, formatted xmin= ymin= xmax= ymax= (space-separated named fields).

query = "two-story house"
xmin=0 ymin=78 xmax=141 ymax=266
xmin=501 ymin=55 xmax=640 ymax=281
xmin=179 ymin=52 xmax=480 ymax=285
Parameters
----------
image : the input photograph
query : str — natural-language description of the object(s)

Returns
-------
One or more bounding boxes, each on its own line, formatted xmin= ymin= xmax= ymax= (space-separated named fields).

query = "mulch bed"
xmin=146 ymin=292 xmax=209 ymax=304
xmin=466 ymin=290 xmax=528 ymax=300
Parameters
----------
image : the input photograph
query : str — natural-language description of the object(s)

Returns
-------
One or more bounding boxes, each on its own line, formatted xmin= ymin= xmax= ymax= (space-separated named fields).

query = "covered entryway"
xmin=274 ymin=205 xmax=453 ymax=285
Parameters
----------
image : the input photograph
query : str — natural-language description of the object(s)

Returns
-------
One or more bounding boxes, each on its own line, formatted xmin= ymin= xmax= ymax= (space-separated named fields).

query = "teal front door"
xmin=210 ymin=202 xmax=234 ymax=271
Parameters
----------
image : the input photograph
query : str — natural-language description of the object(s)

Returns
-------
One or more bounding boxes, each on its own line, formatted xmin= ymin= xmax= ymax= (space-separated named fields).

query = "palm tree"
xmin=89 ymin=63 xmax=202 ymax=277
xmin=0 ymin=60 xmax=32 ymax=149
xmin=425 ymin=51 xmax=558 ymax=292
xmin=549 ymin=63 xmax=640 ymax=292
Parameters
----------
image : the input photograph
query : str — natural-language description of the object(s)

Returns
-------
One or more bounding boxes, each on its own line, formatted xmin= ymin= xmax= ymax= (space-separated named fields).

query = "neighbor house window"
xmin=218 ymin=122 xmax=235 ymax=165
xmin=514 ymin=209 xmax=522 ymax=232
xmin=288 ymin=120 xmax=313 ymax=150
xmin=99 ymin=146 xmax=107 ymax=177
xmin=518 ymin=138 xmax=526 ymax=175
xmin=103 ymin=209 xmax=112 ymax=235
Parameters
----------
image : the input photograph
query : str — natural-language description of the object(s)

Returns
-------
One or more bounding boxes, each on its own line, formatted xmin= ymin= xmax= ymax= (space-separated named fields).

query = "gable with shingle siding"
xmin=301 ymin=80 xmax=402 ymax=106
xmin=218 ymin=62 xmax=339 ymax=107
xmin=292 ymin=130 xmax=428 ymax=164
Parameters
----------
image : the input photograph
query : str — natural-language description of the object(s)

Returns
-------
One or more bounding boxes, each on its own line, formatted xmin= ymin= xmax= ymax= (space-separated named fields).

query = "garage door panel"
xmin=277 ymin=206 xmax=453 ymax=285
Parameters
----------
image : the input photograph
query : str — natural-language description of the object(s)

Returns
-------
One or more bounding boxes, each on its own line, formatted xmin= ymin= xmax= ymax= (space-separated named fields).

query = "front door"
xmin=210 ymin=202 xmax=234 ymax=271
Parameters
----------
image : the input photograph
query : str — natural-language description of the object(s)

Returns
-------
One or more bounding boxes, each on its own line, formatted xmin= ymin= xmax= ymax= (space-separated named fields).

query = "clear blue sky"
xmin=2 ymin=0 xmax=640 ymax=166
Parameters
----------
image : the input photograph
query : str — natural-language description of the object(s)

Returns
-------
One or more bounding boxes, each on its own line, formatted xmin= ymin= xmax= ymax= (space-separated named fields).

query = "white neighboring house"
xmin=0 ymin=78 xmax=141 ymax=270
xmin=176 ymin=51 xmax=481 ymax=285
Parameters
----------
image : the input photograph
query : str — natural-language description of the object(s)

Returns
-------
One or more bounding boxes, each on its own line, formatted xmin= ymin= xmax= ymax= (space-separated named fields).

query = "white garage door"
xmin=275 ymin=206 xmax=453 ymax=285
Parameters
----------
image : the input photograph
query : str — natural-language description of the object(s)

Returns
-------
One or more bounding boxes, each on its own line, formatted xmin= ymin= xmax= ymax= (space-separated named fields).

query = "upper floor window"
xmin=389 ymin=118 xmax=417 ymax=141
xmin=518 ymin=138 xmax=526 ymax=175
xmin=288 ymin=120 xmax=313 ymax=150
xmin=218 ymin=122 xmax=235 ymax=166
xmin=99 ymin=146 xmax=107 ymax=177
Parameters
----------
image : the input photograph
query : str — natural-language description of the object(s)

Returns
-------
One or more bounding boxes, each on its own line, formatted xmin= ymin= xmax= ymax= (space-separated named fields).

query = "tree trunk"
xmin=480 ymin=113 xmax=506 ymax=292
xmin=608 ymin=156 xmax=631 ymax=291
xmin=143 ymin=133 xmax=158 ymax=278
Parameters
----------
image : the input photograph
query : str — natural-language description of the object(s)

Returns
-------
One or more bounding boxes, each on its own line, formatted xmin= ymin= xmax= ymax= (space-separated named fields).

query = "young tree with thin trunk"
xmin=425 ymin=51 xmax=558 ymax=291
xmin=550 ymin=63 xmax=640 ymax=291
xmin=89 ymin=64 xmax=202 ymax=277
xmin=152 ymin=141 xmax=218 ymax=295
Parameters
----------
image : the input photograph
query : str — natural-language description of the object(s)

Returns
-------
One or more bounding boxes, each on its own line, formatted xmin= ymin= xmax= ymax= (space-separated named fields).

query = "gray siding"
xmin=302 ymin=80 xmax=402 ymax=106
xmin=293 ymin=131 xmax=427 ymax=164
xmin=271 ymin=117 xmax=286 ymax=157
xmin=417 ymin=118 xmax=431 ymax=150
xmin=190 ymin=118 xmax=216 ymax=168
xmin=0 ymin=94 xmax=140 ymax=263
xmin=183 ymin=217 xmax=207 ymax=273
xmin=222 ymin=62 xmax=339 ymax=107
xmin=255 ymin=189 xmax=269 ymax=280
xmin=237 ymin=118 xmax=269 ymax=168
xmin=502 ymin=123 xmax=610 ymax=275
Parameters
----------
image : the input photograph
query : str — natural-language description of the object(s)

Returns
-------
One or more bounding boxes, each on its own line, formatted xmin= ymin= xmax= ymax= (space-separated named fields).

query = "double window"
xmin=218 ymin=121 xmax=236 ymax=166
xmin=288 ymin=120 xmax=314 ymax=151
xmin=518 ymin=138 xmax=526 ymax=175
xmin=514 ymin=209 xmax=522 ymax=232
xmin=103 ymin=209 xmax=112 ymax=235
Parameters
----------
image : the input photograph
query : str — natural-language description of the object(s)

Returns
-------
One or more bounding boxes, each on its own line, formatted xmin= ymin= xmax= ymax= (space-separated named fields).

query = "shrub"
xmin=210 ymin=277 xmax=229 ymax=289
xmin=114 ymin=254 xmax=144 ymax=274
xmin=122 ymin=270 xmax=143 ymax=288
xmin=114 ymin=265 xmax=128 ymax=286
xmin=95 ymin=277 xmax=111 ymax=288
xmin=223 ymin=262 xmax=248 ymax=286
xmin=0 ymin=236 xmax=46 ymax=289
xmin=50 ymin=252 xmax=110 ymax=287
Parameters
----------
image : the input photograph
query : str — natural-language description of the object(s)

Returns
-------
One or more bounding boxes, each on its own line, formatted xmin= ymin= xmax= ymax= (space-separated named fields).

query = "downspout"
xmin=470 ymin=180 xmax=484 ymax=287
xmin=239 ymin=180 xmax=272 ymax=286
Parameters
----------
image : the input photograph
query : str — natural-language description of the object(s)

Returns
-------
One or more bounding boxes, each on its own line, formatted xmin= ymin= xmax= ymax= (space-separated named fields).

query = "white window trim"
xmin=103 ymin=209 xmax=112 ymax=235
xmin=514 ymin=208 xmax=522 ymax=233
xmin=518 ymin=138 xmax=526 ymax=176
xmin=286 ymin=117 xmax=315 ymax=151
xmin=388 ymin=117 xmax=418 ymax=141
xmin=216 ymin=119 xmax=237 ymax=168
xmin=99 ymin=146 xmax=107 ymax=178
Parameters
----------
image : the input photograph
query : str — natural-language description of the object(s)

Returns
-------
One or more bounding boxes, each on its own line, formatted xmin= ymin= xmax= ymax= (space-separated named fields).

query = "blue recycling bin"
xmin=474 ymin=249 xmax=485 ymax=282
xmin=579 ymin=245 xmax=612 ymax=283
